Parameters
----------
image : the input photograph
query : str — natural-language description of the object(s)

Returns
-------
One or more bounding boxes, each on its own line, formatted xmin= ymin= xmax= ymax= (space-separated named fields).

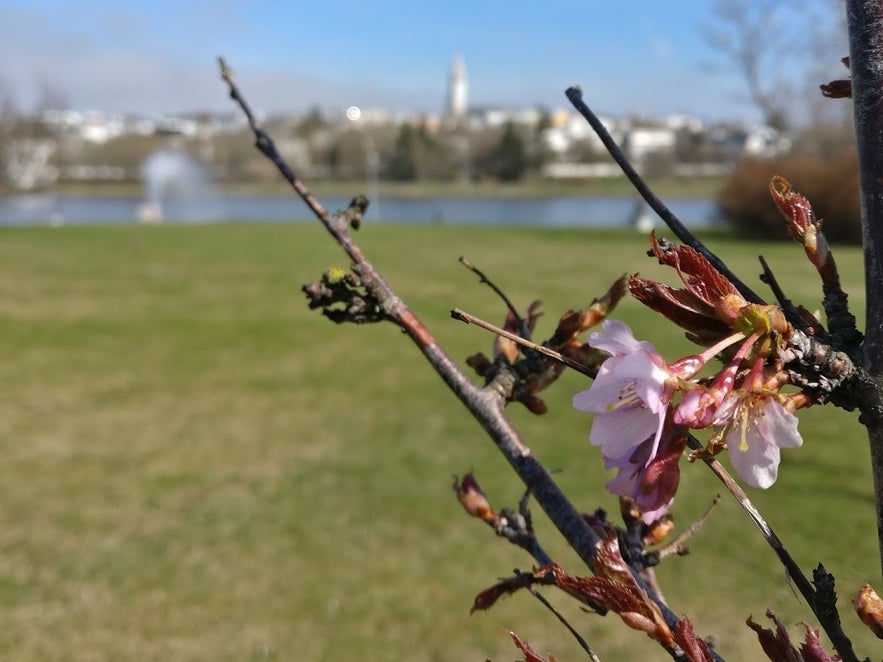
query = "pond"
xmin=0 ymin=192 xmax=722 ymax=229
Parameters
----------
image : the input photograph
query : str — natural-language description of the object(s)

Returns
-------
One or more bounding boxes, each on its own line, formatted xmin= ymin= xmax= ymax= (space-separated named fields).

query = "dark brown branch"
xmin=757 ymin=255 xmax=809 ymax=332
xmin=564 ymin=85 xmax=765 ymax=306
xmin=845 ymin=0 xmax=883 ymax=581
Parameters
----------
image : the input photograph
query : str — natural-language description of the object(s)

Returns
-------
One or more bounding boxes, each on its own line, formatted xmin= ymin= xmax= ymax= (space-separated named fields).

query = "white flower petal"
xmin=756 ymin=399 xmax=803 ymax=449
xmin=726 ymin=423 xmax=781 ymax=489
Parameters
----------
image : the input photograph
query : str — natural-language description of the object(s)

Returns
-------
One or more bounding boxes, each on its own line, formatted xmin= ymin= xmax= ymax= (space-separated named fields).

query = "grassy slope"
xmin=0 ymin=222 xmax=877 ymax=660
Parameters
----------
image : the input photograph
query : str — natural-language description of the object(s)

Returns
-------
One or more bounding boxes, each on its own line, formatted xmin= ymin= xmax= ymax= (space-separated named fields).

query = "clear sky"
xmin=0 ymin=0 xmax=845 ymax=123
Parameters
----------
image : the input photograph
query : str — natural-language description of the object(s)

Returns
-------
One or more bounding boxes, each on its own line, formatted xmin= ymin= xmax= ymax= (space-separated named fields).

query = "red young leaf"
xmin=647 ymin=231 xmax=741 ymax=306
xmin=535 ymin=555 xmax=673 ymax=646
xmin=769 ymin=176 xmax=830 ymax=271
xmin=507 ymin=631 xmax=556 ymax=662
xmin=820 ymin=79 xmax=851 ymax=98
xmin=470 ymin=573 xmax=533 ymax=613
xmin=797 ymin=622 xmax=837 ymax=662
xmin=746 ymin=610 xmax=802 ymax=662
xmin=629 ymin=276 xmax=732 ymax=345
xmin=674 ymin=617 xmax=715 ymax=662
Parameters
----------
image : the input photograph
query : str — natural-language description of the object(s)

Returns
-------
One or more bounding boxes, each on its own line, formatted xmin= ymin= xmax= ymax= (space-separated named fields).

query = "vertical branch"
xmin=845 ymin=0 xmax=883 ymax=577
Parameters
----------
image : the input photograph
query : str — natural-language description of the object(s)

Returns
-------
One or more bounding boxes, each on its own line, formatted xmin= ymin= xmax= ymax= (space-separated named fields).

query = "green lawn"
xmin=0 ymin=221 xmax=878 ymax=660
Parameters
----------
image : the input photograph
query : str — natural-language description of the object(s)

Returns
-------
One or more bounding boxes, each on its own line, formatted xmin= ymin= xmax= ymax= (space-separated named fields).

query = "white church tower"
xmin=446 ymin=55 xmax=468 ymax=121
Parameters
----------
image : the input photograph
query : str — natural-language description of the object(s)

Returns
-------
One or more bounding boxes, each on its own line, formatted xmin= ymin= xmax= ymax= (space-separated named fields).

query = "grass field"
xmin=0 ymin=220 xmax=879 ymax=660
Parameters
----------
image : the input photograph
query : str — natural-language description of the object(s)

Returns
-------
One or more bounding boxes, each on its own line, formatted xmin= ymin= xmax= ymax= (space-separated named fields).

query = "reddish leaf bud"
xmin=854 ymin=583 xmax=883 ymax=639
xmin=769 ymin=176 xmax=830 ymax=269
xmin=452 ymin=473 xmax=496 ymax=525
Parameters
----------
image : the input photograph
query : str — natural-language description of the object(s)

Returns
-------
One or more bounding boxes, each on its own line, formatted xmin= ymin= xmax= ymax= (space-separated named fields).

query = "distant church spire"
xmin=446 ymin=55 xmax=468 ymax=120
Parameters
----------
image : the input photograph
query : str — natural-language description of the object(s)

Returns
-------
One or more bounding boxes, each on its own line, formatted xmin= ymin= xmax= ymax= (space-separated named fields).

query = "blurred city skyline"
xmin=0 ymin=0 xmax=844 ymax=123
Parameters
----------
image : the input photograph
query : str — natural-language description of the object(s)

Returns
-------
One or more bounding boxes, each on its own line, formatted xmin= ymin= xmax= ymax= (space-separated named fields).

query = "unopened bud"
xmin=854 ymin=583 xmax=883 ymax=639
xmin=453 ymin=473 xmax=496 ymax=524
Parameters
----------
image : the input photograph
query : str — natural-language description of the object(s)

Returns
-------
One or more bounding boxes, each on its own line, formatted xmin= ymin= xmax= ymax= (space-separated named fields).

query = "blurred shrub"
xmin=718 ymin=151 xmax=860 ymax=244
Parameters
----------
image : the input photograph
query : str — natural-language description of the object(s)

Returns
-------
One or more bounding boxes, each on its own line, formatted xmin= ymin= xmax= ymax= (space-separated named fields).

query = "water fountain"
xmin=137 ymin=150 xmax=217 ymax=222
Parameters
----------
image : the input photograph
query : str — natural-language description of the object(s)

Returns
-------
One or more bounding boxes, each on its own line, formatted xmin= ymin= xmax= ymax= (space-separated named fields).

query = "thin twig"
xmin=527 ymin=586 xmax=602 ymax=662
xmin=657 ymin=495 xmax=721 ymax=559
xmin=564 ymin=85 xmax=764 ymax=306
xmin=459 ymin=256 xmax=528 ymax=338
xmin=451 ymin=307 xmax=593 ymax=376
xmin=685 ymin=438 xmax=861 ymax=662
xmin=757 ymin=255 xmax=810 ymax=333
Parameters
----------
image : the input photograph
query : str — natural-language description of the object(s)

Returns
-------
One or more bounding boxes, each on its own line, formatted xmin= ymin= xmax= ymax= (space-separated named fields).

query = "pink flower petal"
xmin=588 ymin=319 xmax=658 ymax=356
xmin=590 ymin=407 xmax=659 ymax=454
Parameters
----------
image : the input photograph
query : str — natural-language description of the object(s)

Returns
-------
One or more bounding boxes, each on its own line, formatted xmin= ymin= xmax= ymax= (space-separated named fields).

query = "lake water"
xmin=0 ymin=192 xmax=721 ymax=229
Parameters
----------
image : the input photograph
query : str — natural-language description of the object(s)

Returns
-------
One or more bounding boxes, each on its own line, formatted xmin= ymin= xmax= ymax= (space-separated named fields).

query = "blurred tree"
xmin=0 ymin=77 xmax=19 ymax=190
xmin=477 ymin=121 xmax=528 ymax=182
xmin=705 ymin=0 xmax=798 ymax=131
xmin=385 ymin=123 xmax=450 ymax=181
xmin=530 ymin=106 xmax=554 ymax=172
xmin=386 ymin=124 xmax=418 ymax=181
xmin=297 ymin=105 xmax=327 ymax=136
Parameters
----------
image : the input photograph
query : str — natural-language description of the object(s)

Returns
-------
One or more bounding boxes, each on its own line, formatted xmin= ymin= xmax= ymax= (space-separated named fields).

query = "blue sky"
xmin=0 ymin=0 xmax=845 ymax=122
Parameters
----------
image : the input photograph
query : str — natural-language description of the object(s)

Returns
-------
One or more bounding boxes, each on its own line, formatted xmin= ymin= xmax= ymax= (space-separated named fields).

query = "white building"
xmin=446 ymin=55 xmax=468 ymax=120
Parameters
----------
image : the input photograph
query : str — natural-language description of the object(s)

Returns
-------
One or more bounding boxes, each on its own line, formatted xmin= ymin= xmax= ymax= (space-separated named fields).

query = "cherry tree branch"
xmin=218 ymin=57 xmax=721 ymax=661
xmin=845 ymin=0 xmax=883 ymax=579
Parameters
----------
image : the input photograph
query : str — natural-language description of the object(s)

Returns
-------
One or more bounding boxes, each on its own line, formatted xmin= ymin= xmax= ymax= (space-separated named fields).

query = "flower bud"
xmin=452 ymin=473 xmax=496 ymax=524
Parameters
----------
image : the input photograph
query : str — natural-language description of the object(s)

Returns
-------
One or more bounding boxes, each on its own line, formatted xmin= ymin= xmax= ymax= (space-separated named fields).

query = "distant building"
xmin=446 ymin=55 xmax=468 ymax=120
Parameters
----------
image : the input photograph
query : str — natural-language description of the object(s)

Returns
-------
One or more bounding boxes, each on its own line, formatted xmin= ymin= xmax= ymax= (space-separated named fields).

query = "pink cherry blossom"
xmin=572 ymin=320 xmax=677 ymax=468
xmin=603 ymin=421 xmax=687 ymax=524
xmin=712 ymin=390 xmax=803 ymax=489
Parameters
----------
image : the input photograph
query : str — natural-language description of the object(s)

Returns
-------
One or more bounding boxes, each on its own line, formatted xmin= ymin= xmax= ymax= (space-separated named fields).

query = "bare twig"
xmin=526 ymin=586 xmax=602 ymax=662
xmin=656 ymin=495 xmax=721 ymax=559
xmin=459 ymin=256 xmax=528 ymax=337
xmin=757 ymin=255 xmax=811 ymax=333
xmin=452 ymin=307 xmax=592 ymax=376
xmin=564 ymin=85 xmax=765 ymax=306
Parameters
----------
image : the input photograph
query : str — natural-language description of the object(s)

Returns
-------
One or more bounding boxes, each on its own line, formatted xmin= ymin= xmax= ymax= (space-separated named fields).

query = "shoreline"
xmin=3 ymin=176 xmax=726 ymax=201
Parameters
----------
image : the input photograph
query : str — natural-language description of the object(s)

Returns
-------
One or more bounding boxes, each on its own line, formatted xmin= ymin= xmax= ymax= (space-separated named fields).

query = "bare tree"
xmin=705 ymin=0 xmax=810 ymax=131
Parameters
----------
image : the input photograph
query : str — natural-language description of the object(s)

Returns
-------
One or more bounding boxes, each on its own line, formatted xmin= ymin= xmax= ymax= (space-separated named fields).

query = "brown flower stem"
xmin=845 ymin=0 xmax=883 ymax=582
xmin=686 ymin=437 xmax=860 ymax=661
xmin=564 ymin=85 xmax=764 ymax=306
